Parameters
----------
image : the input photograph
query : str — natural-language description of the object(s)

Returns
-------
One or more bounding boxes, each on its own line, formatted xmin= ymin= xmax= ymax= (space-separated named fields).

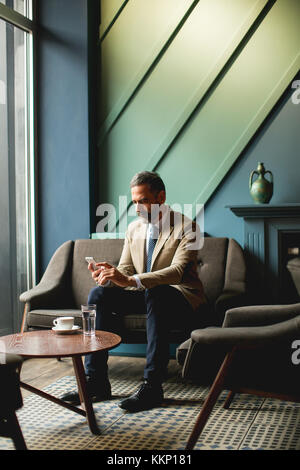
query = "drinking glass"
xmin=81 ymin=304 xmax=96 ymax=336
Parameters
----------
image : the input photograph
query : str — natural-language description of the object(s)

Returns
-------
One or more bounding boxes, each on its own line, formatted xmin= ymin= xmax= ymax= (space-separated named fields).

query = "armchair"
xmin=183 ymin=303 xmax=300 ymax=450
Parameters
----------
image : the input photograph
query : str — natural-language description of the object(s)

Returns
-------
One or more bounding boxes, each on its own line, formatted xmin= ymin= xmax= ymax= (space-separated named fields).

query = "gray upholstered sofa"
xmin=20 ymin=237 xmax=247 ymax=344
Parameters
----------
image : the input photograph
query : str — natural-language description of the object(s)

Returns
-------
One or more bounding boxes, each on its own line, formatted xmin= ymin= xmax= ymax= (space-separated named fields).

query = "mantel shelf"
xmin=226 ymin=203 xmax=300 ymax=219
xmin=227 ymin=203 xmax=300 ymax=304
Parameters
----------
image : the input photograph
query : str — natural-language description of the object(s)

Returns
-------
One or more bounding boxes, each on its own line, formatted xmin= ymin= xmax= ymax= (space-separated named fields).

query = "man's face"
xmin=131 ymin=184 xmax=166 ymax=223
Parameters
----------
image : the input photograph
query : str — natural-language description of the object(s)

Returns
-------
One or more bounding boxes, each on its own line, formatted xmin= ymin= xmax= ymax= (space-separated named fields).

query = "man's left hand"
xmin=95 ymin=262 xmax=136 ymax=288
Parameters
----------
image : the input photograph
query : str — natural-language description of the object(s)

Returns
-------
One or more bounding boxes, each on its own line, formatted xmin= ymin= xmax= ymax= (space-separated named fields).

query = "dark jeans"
xmin=84 ymin=285 xmax=195 ymax=384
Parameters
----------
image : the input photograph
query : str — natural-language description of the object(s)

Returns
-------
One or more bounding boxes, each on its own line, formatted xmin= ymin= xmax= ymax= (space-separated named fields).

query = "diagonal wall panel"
xmin=100 ymin=0 xmax=128 ymax=38
xmin=99 ymin=0 xmax=196 ymax=129
xmin=156 ymin=0 xmax=300 ymax=210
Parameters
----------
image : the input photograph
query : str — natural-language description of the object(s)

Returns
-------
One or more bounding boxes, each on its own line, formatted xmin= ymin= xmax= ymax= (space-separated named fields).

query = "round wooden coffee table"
xmin=0 ymin=330 xmax=121 ymax=435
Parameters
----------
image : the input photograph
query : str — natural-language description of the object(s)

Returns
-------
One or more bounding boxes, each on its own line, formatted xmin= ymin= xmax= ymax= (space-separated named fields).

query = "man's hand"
xmin=88 ymin=262 xmax=136 ymax=288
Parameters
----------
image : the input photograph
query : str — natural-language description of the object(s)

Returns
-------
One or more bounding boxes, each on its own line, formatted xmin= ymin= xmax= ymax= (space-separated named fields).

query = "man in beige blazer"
xmin=62 ymin=171 xmax=205 ymax=412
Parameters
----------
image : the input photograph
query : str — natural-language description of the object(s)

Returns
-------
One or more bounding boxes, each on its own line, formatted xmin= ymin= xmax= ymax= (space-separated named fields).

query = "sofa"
xmin=20 ymin=237 xmax=247 ymax=345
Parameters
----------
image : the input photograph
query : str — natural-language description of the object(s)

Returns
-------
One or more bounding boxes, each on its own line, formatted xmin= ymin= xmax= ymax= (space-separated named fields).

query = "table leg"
xmin=72 ymin=356 xmax=100 ymax=435
xmin=6 ymin=412 xmax=27 ymax=450
xmin=20 ymin=381 xmax=86 ymax=417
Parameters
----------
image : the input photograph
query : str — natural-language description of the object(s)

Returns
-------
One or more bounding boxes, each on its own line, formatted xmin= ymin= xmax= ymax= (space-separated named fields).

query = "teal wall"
xmin=37 ymin=0 xmax=99 ymax=275
xmin=97 ymin=0 xmax=300 ymax=231
xmin=203 ymin=78 xmax=300 ymax=245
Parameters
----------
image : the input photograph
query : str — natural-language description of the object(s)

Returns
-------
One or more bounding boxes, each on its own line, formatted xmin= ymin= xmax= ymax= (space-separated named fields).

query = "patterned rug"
xmin=1 ymin=374 xmax=300 ymax=451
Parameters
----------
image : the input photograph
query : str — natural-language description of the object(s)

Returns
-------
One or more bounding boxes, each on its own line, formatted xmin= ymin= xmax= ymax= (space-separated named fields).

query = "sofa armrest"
xmin=191 ymin=315 xmax=300 ymax=349
xmin=19 ymin=281 xmax=64 ymax=306
xmin=19 ymin=240 xmax=74 ymax=308
xmin=223 ymin=303 xmax=300 ymax=328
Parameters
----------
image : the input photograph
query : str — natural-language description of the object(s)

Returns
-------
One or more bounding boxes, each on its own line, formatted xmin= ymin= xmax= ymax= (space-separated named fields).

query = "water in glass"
xmin=81 ymin=305 xmax=96 ymax=336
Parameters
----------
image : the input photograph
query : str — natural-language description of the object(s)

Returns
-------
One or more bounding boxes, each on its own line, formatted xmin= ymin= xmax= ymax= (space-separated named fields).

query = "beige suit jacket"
xmin=117 ymin=209 xmax=206 ymax=310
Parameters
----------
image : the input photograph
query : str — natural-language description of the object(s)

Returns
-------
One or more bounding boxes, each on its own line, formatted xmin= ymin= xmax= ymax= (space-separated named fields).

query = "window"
xmin=0 ymin=1 xmax=35 ymax=332
xmin=0 ymin=0 xmax=32 ymax=19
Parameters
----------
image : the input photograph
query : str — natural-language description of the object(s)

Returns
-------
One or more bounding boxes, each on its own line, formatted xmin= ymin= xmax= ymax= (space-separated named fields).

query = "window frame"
xmin=0 ymin=2 xmax=34 ymax=32
xmin=0 ymin=0 xmax=37 ymax=330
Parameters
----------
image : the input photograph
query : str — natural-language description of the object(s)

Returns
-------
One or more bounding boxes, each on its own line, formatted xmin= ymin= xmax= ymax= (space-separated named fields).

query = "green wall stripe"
xmin=100 ymin=0 xmax=130 ymax=42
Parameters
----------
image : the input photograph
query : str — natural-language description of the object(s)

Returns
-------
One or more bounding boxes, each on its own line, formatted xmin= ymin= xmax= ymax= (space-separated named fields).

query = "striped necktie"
xmin=146 ymin=226 xmax=158 ymax=272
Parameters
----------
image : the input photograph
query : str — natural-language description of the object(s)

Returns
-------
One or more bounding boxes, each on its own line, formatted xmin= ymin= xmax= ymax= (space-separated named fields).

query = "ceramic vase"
xmin=249 ymin=162 xmax=273 ymax=204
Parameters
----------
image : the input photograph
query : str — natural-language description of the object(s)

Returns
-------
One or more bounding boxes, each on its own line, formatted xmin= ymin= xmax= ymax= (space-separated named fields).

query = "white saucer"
xmin=52 ymin=325 xmax=81 ymax=335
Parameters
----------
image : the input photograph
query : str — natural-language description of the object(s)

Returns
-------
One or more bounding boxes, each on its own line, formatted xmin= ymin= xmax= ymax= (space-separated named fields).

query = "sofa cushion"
xmin=72 ymin=239 xmax=124 ymax=308
xmin=196 ymin=238 xmax=228 ymax=303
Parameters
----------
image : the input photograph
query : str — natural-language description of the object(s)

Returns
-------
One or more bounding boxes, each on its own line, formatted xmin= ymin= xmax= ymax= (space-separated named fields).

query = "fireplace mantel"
xmin=227 ymin=204 xmax=300 ymax=303
xmin=227 ymin=203 xmax=300 ymax=219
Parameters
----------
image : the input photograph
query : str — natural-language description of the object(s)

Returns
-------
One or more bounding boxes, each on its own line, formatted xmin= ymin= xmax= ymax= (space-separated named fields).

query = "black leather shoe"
xmin=61 ymin=378 xmax=111 ymax=406
xmin=119 ymin=381 xmax=163 ymax=412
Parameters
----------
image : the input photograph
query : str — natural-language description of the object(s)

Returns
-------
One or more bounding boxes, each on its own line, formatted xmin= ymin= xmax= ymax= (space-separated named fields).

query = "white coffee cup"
xmin=53 ymin=316 xmax=74 ymax=330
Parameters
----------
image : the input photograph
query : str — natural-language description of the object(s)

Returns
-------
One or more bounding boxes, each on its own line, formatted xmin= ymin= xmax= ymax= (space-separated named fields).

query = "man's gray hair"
xmin=130 ymin=171 xmax=166 ymax=195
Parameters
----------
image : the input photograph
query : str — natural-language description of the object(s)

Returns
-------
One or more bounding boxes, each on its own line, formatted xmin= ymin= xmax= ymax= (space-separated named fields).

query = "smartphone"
xmin=85 ymin=256 xmax=96 ymax=270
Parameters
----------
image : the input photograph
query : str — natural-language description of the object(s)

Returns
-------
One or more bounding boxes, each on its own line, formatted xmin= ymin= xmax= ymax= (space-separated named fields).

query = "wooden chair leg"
xmin=223 ymin=390 xmax=235 ymax=409
xmin=20 ymin=303 xmax=29 ymax=333
xmin=185 ymin=347 xmax=236 ymax=450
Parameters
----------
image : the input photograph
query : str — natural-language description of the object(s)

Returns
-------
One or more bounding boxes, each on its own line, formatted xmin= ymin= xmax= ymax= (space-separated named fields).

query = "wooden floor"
xmin=19 ymin=355 xmax=183 ymax=399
